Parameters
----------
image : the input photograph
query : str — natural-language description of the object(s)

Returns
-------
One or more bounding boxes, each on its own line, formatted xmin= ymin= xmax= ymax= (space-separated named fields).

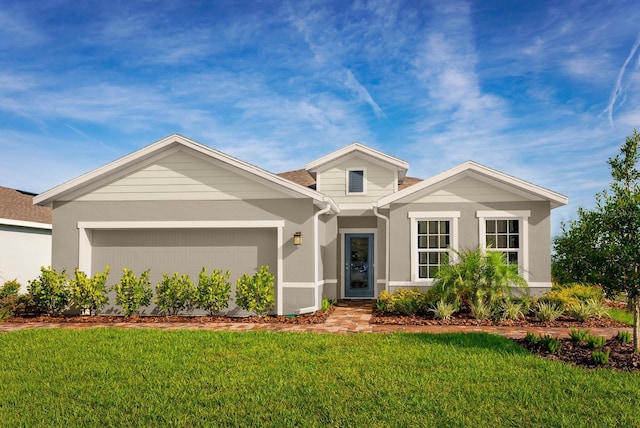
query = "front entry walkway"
xmin=0 ymin=301 xmax=631 ymax=338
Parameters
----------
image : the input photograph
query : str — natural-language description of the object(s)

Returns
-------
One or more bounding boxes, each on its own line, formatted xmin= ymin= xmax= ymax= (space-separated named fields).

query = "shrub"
xmin=539 ymin=334 xmax=562 ymax=354
xmin=321 ymin=298 xmax=335 ymax=311
xmin=585 ymin=335 xmax=607 ymax=349
xmin=0 ymin=279 xmax=21 ymax=300
xmin=499 ymin=299 xmax=524 ymax=320
xmin=617 ymin=330 xmax=632 ymax=344
xmin=28 ymin=266 xmax=71 ymax=316
xmin=470 ymin=299 xmax=492 ymax=320
xmin=569 ymin=328 xmax=590 ymax=343
xmin=155 ymin=272 xmax=195 ymax=316
xmin=568 ymin=299 xmax=609 ymax=321
xmin=524 ymin=332 xmax=539 ymax=343
xmin=535 ymin=301 xmax=564 ymax=322
xmin=0 ymin=307 xmax=11 ymax=322
xmin=592 ymin=349 xmax=610 ymax=365
xmin=195 ymin=268 xmax=232 ymax=315
xmin=70 ymin=266 xmax=110 ymax=316
xmin=543 ymin=283 xmax=604 ymax=310
xmin=235 ymin=265 xmax=275 ymax=316
xmin=429 ymin=299 xmax=457 ymax=320
xmin=113 ymin=268 xmax=152 ymax=317
xmin=433 ymin=247 xmax=527 ymax=309
xmin=376 ymin=289 xmax=422 ymax=315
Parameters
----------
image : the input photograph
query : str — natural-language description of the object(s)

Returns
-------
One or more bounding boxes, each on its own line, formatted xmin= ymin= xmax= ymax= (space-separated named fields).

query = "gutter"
xmin=373 ymin=205 xmax=390 ymax=294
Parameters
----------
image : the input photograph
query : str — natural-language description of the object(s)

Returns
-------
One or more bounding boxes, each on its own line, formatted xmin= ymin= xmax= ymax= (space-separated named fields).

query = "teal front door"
xmin=345 ymin=234 xmax=374 ymax=298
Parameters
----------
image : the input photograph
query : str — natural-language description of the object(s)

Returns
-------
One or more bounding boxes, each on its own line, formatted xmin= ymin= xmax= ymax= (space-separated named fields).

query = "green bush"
xmin=524 ymin=332 xmax=539 ymax=343
xmin=0 ymin=279 xmax=21 ymax=300
xmin=498 ymin=299 xmax=525 ymax=320
xmin=543 ymin=283 xmax=604 ymax=310
xmin=28 ymin=266 xmax=71 ymax=316
xmin=321 ymin=298 xmax=335 ymax=311
xmin=535 ymin=301 xmax=564 ymax=322
xmin=470 ymin=299 xmax=492 ymax=320
xmin=113 ymin=268 xmax=152 ymax=317
xmin=617 ymin=330 xmax=632 ymax=344
xmin=195 ymin=268 xmax=232 ymax=315
xmin=539 ymin=334 xmax=562 ymax=354
xmin=592 ymin=349 xmax=610 ymax=365
xmin=235 ymin=265 xmax=275 ymax=316
xmin=429 ymin=299 xmax=457 ymax=320
xmin=155 ymin=272 xmax=195 ymax=316
xmin=70 ymin=266 xmax=110 ymax=316
xmin=569 ymin=328 xmax=590 ymax=342
xmin=376 ymin=288 xmax=422 ymax=315
xmin=585 ymin=335 xmax=607 ymax=349
xmin=568 ymin=299 xmax=609 ymax=322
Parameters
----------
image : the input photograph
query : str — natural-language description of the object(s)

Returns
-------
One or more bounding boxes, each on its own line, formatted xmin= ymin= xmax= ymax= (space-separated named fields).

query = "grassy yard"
xmin=608 ymin=307 xmax=634 ymax=326
xmin=1 ymin=329 xmax=639 ymax=427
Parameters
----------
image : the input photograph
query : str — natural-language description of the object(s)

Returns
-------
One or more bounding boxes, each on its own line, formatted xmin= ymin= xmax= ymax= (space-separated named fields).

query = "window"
xmin=409 ymin=211 xmax=460 ymax=282
xmin=485 ymin=219 xmax=519 ymax=265
xmin=417 ymin=220 xmax=450 ymax=278
xmin=477 ymin=210 xmax=530 ymax=281
xmin=347 ymin=169 xmax=365 ymax=194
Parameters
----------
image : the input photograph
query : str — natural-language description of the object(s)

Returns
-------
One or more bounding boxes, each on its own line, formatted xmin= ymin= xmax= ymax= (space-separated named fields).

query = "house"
xmin=34 ymin=134 xmax=567 ymax=315
xmin=1 ymin=186 xmax=52 ymax=292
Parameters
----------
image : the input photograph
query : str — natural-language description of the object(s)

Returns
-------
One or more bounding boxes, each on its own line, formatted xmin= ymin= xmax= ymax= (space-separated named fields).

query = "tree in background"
xmin=553 ymin=130 xmax=640 ymax=352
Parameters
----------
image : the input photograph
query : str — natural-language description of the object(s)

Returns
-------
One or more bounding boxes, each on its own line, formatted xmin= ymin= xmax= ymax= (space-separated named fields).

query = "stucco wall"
xmin=388 ymin=200 xmax=552 ymax=286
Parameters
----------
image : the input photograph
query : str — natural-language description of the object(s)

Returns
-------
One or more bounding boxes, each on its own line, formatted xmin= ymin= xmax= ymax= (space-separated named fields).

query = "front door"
xmin=345 ymin=234 xmax=374 ymax=298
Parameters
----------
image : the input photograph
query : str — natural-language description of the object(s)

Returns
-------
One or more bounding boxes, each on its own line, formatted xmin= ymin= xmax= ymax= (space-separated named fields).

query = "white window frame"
xmin=476 ymin=210 xmax=530 ymax=281
xmin=408 ymin=211 xmax=460 ymax=284
xmin=346 ymin=168 xmax=367 ymax=195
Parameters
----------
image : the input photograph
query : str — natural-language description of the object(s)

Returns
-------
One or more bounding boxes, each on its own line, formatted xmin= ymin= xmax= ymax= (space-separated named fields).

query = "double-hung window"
xmin=477 ymin=210 xmax=530 ymax=280
xmin=409 ymin=211 xmax=460 ymax=282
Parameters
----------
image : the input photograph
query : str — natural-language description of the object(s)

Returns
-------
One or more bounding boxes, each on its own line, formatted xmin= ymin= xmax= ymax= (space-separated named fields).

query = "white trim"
xmin=528 ymin=282 xmax=553 ymax=289
xmin=338 ymin=203 xmax=375 ymax=211
xmin=282 ymin=282 xmax=317 ymax=288
xmin=388 ymin=281 xmax=415 ymax=287
xmin=277 ymin=225 xmax=283 ymax=315
xmin=346 ymin=167 xmax=367 ymax=195
xmin=409 ymin=211 xmax=460 ymax=283
xmin=323 ymin=279 xmax=338 ymax=284
xmin=339 ymin=228 xmax=378 ymax=300
xmin=313 ymin=202 xmax=332 ymax=311
xmin=476 ymin=210 xmax=530 ymax=282
xmin=373 ymin=206 xmax=390 ymax=293
xmin=77 ymin=220 xmax=285 ymax=229
xmin=0 ymin=218 xmax=52 ymax=230
xmin=388 ymin=280 xmax=437 ymax=287
xmin=377 ymin=161 xmax=568 ymax=209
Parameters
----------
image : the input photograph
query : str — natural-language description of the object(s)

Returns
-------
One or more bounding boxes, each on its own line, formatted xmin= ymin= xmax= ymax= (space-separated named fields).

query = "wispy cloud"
xmin=604 ymin=32 xmax=640 ymax=125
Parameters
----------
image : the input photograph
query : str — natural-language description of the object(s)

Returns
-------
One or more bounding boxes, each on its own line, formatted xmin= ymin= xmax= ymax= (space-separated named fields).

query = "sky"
xmin=1 ymin=0 xmax=640 ymax=236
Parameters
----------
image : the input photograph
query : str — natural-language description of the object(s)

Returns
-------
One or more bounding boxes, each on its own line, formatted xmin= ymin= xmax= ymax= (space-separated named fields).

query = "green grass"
xmin=1 ymin=330 xmax=640 ymax=427
xmin=608 ymin=307 xmax=634 ymax=326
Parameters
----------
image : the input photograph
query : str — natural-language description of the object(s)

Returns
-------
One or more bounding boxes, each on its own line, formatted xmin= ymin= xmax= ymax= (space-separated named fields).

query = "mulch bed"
xmin=514 ymin=336 xmax=640 ymax=372
xmin=5 ymin=306 xmax=334 ymax=325
xmin=370 ymin=309 xmax=630 ymax=328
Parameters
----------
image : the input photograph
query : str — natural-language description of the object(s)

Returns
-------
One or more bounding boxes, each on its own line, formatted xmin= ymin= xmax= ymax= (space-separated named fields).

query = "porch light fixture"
xmin=293 ymin=232 xmax=302 ymax=245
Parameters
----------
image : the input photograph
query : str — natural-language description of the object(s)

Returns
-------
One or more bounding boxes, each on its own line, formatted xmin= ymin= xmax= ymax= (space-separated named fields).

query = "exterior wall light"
xmin=293 ymin=232 xmax=302 ymax=245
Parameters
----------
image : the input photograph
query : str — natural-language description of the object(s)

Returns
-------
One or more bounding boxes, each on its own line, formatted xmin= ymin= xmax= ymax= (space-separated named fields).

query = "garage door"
xmin=90 ymin=228 xmax=277 ymax=314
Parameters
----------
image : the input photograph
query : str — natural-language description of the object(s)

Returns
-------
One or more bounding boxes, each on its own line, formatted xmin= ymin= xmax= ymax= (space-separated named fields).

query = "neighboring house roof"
xmin=277 ymin=168 xmax=423 ymax=191
xmin=377 ymin=160 xmax=568 ymax=209
xmin=33 ymin=134 xmax=339 ymax=213
xmin=305 ymin=143 xmax=409 ymax=181
xmin=0 ymin=186 xmax=52 ymax=228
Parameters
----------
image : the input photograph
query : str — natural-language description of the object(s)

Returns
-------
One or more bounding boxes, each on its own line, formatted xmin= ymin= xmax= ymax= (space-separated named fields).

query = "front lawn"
xmin=1 ymin=329 xmax=639 ymax=427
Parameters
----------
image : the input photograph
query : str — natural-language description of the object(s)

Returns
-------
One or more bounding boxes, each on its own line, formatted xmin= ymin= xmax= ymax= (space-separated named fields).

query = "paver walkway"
xmin=0 ymin=301 xmax=631 ymax=338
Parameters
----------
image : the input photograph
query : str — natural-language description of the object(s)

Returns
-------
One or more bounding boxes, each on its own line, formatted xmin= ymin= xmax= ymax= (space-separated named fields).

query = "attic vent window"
xmin=348 ymin=169 xmax=365 ymax=194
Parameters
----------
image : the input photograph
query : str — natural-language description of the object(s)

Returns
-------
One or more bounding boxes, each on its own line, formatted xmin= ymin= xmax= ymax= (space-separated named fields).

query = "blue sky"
xmin=1 ymin=0 xmax=639 ymax=235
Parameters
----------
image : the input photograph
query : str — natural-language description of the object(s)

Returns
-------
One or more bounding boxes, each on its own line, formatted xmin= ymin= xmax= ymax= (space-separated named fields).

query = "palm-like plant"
xmin=433 ymin=247 xmax=528 ymax=309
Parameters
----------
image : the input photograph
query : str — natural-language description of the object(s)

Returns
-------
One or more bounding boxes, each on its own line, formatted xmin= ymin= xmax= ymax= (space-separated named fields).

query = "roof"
xmin=33 ymin=134 xmax=339 ymax=213
xmin=305 ymin=143 xmax=409 ymax=181
xmin=0 ymin=186 xmax=52 ymax=227
xmin=377 ymin=161 xmax=568 ymax=209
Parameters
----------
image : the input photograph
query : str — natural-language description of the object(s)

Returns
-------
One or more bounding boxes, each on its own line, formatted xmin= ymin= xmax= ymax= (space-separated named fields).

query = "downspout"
xmin=295 ymin=201 xmax=332 ymax=314
xmin=373 ymin=205 xmax=390 ymax=294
